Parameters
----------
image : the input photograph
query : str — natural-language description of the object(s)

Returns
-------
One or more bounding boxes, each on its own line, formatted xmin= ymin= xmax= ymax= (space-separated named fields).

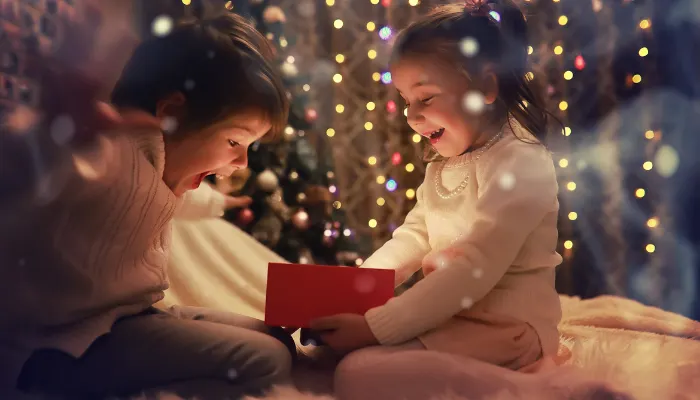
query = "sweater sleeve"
xmin=364 ymin=144 xmax=559 ymax=345
xmin=360 ymin=182 xmax=431 ymax=286
xmin=175 ymin=182 xmax=227 ymax=220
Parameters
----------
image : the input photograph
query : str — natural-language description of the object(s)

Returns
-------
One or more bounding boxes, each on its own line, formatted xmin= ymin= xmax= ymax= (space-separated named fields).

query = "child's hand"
xmin=309 ymin=313 xmax=379 ymax=353
xmin=224 ymin=195 xmax=253 ymax=210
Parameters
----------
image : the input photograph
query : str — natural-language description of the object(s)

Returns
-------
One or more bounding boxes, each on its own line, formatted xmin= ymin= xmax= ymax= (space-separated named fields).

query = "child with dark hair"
xmin=0 ymin=11 xmax=294 ymax=400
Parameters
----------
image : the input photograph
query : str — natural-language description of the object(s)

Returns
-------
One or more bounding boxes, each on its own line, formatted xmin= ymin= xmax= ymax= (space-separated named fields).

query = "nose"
xmin=406 ymin=105 xmax=425 ymax=127
xmin=231 ymin=150 xmax=248 ymax=169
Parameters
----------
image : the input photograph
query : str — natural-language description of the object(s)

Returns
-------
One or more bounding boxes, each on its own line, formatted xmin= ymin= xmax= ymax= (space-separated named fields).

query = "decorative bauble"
xmin=305 ymin=108 xmax=317 ymax=122
xmin=281 ymin=62 xmax=298 ymax=77
xmin=257 ymin=169 xmax=279 ymax=192
xmin=237 ymin=208 xmax=254 ymax=226
xmin=292 ymin=210 xmax=310 ymax=230
xmin=263 ymin=6 xmax=286 ymax=24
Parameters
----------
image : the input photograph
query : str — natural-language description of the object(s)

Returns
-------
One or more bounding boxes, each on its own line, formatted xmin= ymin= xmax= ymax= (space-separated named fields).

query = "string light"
xmin=568 ymin=212 xmax=578 ymax=221
xmin=564 ymin=70 xmax=573 ymax=80
xmin=639 ymin=47 xmax=649 ymax=57
xmin=566 ymin=182 xmax=576 ymax=191
xmin=335 ymin=54 xmax=345 ymax=63
xmin=405 ymin=163 xmax=415 ymax=172
xmin=559 ymin=159 xmax=569 ymax=168
xmin=368 ymin=49 xmax=377 ymax=59
xmin=376 ymin=197 xmax=385 ymax=206
xmin=408 ymin=0 xmax=419 ymax=5
xmin=376 ymin=175 xmax=386 ymax=184
xmin=635 ymin=188 xmax=646 ymax=198
xmin=368 ymin=156 xmax=377 ymax=165
xmin=367 ymin=22 xmax=376 ymax=31
xmin=639 ymin=19 xmax=650 ymax=30
xmin=335 ymin=104 xmax=345 ymax=113
xmin=369 ymin=219 xmax=378 ymax=228
xmin=326 ymin=128 xmax=335 ymax=137
xmin=334 ymin=19 xmax=343 ymax=29
xmin=364 ymin=122 xmax=373 ymax=130
xmin=646 ymin=244 xmax=656 ymax=253
xmin=372 ymin=72 xmax=381 ymax=81
xmin=367 ymin=102 xmax=376 ymax=111
xmin=370 ymin=0 xmax=379 ymax=4
xmin=412 ymin=133 xmax=421 ymax=143
xmin=564 ymin=240 xmax=573 ymax=250
xmin=326 ymin=0 xmax=335 ymax=5
xmin=182 ymin=0 xmax=191 ymax=5
xmin=559 ymin=101 xmax=569 ymax=111
xmin=558 ymin=15 xmax=568 ymax=25
xmin=632 ymin=74 xmax=642 ymax=84
xmin=406 ymin=189 xmax=416 ymax=199
xmin=554 ymin=45 xmax=563 ymax=55
xmin=333 ymin=73 xmax=342 ymax=83
xmin=528 ymin=46 xmax=534 ymax=55
xmin=647 ymin=217 xmax=659 ymax=228
xmin=643 ymin=161 xmax=653 ymax=170
xmin=645 ymin=130 xmax=655 ymax=139
xmin=302 ymin=84 xmax=310 ymax=91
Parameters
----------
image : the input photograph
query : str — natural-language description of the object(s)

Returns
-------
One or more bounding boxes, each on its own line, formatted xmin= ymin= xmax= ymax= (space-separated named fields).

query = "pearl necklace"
xmin=434 ymin=131 xmax=504 ymax=199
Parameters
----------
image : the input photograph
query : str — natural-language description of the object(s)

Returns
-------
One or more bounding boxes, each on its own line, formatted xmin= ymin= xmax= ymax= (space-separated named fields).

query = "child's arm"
xmin=359 ymin=183 xmax=431 ymax=286
xmin=364 ymin=144 xmax=559 ymax=345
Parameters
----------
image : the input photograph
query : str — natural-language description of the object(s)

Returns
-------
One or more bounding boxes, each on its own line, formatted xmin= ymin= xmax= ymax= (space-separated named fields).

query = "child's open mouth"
xmin=425 ymin=128 xmax=445 ymax=145
xmin=192 ymin=171 xmax=212 ymax=189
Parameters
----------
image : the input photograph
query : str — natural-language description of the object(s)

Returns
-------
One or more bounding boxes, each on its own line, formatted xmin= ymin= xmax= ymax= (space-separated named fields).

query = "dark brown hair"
xmin=391 ymin=1 xmax=552 ymax=155
xmin=111 ymin=13 xmax=288 ymax=141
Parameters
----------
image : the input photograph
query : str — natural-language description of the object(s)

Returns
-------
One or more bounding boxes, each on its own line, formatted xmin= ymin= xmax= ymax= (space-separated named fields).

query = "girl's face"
xmin=391 ymin=56 xmax=484 ymax=157
xmin=162 ymin=110 xmax=270 ymax=196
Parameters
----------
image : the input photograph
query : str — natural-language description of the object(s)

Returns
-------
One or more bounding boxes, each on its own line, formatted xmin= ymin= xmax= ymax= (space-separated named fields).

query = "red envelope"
xmin=264 ymin=263 xmax=395 ymax=328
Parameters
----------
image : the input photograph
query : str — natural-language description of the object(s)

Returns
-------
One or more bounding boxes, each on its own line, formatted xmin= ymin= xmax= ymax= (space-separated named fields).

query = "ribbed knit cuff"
xmin=209 ymin=190 xmax=227 ymax=217
xmin=364 ymin=303 xmax=411 ymax=345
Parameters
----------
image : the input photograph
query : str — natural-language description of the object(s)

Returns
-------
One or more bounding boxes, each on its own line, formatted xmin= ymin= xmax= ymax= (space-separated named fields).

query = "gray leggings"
xmin=17 ymin=306 xmax=294 ymax=400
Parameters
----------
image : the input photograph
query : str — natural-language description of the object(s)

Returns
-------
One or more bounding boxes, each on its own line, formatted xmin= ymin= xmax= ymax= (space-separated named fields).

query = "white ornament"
xmin=151 ymin=15 xmax=173 ymax=37
xmin=257 ymin=169 xmax=279 ymax=192
xmin=281 ymin=62 xmax=298 ymax=77
xmin=655 ymin=145 xmax=679 ymax=178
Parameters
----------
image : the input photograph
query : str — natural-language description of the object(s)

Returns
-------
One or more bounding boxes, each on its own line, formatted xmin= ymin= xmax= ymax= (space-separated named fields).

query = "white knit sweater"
xmin=362 ymin=125 xmax=563 ymax=356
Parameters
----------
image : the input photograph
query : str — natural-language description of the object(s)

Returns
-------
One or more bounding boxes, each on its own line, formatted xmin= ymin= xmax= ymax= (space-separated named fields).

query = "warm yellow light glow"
xmin=335 ymin=54 xmax=345 ymax=63
xmin=559 ymin=159 xmax=569 ymax=168
xmin=367 ymin=22 xmax=376 ymax=31
xmin=564 ymin=71 xmax=573 ymax=80
xmin=635 ymin=188 xmax=646 ymax=198
xmin=369 ymin=219 xmax=378 ymax=228
xmin=405 ymin=163 xmax=415 ymax=172
xmin=368 ymin=49 xmax=377 ymax=59
xmin=364 ymin=122 xmax=373 ymax=130
xmin=527 ymin=46 xmax=533 ymax=55
xmin=404 ymin=107 xmax=409 ymax=117
xmin=568 ymin=212 xmax=578 ymax=221
xmin=333 ymin=201 xmax=341 ymax=209
xmin=326 ymin=128 xmax=335 ymax=137
xmin=370 ymin=0 xmax=380 ymax=4
xmin=643 ymin=161 xmax=653 ymax=170
xmin=412 ymin=133 xmax=421 ymax=143
xmin=376 ymin=197 xmax=385 ymax=206
xmin=366 ymin=102 xmax=376 ymax=111
xmin=182 ymin=0 xmax=191 ymax=5
xmin=645 ymin=130 xmax=655 ymax=139
xmin=563 ymin=126 xmax=572 ymax=136
xmin=633 ymin=74 xmax=642 ymax=84
xmin=640 ymin=19 xmax=650 ymax=30
xmin=558 ymin=15 xmax=568 ymax=26
xmin=525 ymin=72 xmax=535 ymax=80
xmin=564 ymin=240 xmax=573 ymax=249
xmin=326 ymin=0 xmax=335 ymax=5
xmin=372 ymin=72 xmax=381 ymax=81
xmin=567 ymin=182 xmax=576 ymax=191
xmin=302 ymin=84 xmax=310 ymax=91
xmin=646 ymin=244 xmax=656 ymax=253
xmin=559 ymin=101 xmax=569 ymax=111
xmin=408 ymin=0 xmax=419 ymax=5
xmin=333 ymin=19 xmax=343 ymax=29
xmin=368 ymin=156 xmax=377 ymax=165
xmin=376 ymin=175 xmax=386 ymax=184
xmin=335 ymin=104 xmax=344 ymax=113
xmin=554 ymin=45 xmax=563 ymax=55
xmin=332 ymin=73 xmax=342 ymax=83
xmin=639 ymin=47 xmax=649 ymax=57
xmin=647 ymin=217 xmax=659 ymax=228
xmin=406 ymin=189 xmax=416 ymax=199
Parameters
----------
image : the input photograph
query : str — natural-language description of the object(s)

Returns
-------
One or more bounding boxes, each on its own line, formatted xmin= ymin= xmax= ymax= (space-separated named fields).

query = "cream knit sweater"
xmin=362 ymin=124 xmax=563 ymax=356
xmin=0 ymin=129 xmax=177 ymax=393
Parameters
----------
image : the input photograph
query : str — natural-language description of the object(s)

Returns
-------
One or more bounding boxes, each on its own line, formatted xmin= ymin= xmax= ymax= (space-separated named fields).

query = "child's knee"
xmin=244 ymin=336 xmax=293 ymax=386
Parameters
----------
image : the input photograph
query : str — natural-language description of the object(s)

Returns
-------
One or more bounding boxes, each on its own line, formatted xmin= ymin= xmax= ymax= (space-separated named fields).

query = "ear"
xmin=480 ymin=65 xmax=499 ymax=105
xmin=155 ymin=92 xmax=187 ymax=121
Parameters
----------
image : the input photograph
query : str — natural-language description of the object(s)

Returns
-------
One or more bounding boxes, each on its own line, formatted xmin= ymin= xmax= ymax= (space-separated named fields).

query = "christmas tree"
xmin=198 ymin=0 xmax=365 ymax=267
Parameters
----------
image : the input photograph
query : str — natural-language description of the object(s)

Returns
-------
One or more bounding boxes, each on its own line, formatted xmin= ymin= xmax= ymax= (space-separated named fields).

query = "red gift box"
xmin=264 ymin=263 xmax=395 ymax=328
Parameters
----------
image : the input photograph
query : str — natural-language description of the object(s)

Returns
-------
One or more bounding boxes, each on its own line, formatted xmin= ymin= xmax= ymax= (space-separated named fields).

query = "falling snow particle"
xmin=160 ymin=116 xmax=178 ymax=134
xmin=498 ymin=172 xmax=516 ymax=191
xmin=354 ymin=274 xmax=377 ymax=294
xmin=472 ymin=268 xmax=483 ymax=279
xmin=50 ymin=115 xmax=75 ymax=145
xmin=577 ymin=160 xmax=588 ymax=170
xmin=654 ymin=145 xmax=680 ymax=178
xmin=459 ymin=37 xmax=479 ymax=57
xmin=227 ymin=369 xmax=238 ymax=380
xmin=151 ymin=15 xmax=173 ymax=37
xmin=461 ymin=297 xmax=474 ymax=309
xmin=463 ymin=91 xmax=485 ymax=114
xmin=207 ymin=50 xmax=216 ymax=59
xmin=184 ymin=79 xmax=196 ymax=91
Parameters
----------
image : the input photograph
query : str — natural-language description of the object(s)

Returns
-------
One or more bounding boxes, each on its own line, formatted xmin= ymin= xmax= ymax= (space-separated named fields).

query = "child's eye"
xmin=228 ymin=139 xmax=240 ymax=147
xmin=421 ymin=96 xmax=435 ymax=104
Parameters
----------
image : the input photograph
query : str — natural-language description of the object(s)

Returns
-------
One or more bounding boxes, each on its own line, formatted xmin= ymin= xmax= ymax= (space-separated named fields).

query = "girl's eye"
xmin=228 ymin=139 xmax=240 ymax=147
xmin=421 ymin=96 xmax=435 ymax=104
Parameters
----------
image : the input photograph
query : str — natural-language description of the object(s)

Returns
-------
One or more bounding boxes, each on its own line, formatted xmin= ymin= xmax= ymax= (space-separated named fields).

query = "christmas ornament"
xmin=292 ymin=209 xmax=310 ymax=230
xmin=257 ymin=169 xmax=279 ymax=192
xmin=237 ymin=208 xmax=254 ymax=226
xmin=216 ymin=167 xmax=251 ymax=194
xmin=262 ymin=6 xmax=286 ymax=24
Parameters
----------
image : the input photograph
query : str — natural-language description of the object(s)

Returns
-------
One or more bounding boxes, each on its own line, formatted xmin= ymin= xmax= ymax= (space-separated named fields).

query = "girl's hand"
xmin=224 ymin=195 xmax=253 ymax=210
xmin=309 ymin=313 xmax=379 ymax=353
